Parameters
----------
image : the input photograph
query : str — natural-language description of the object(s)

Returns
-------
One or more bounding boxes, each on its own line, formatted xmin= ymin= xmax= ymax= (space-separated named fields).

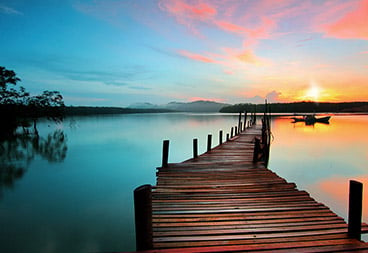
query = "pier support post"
xmin=219 ymin=130 xmax=223 ymax=145
xmin=162 ymin=140 xmax=169 ymax=168
xmin=134 ymin=184 xmax=153 ymax=251
xmin=226 ymin=133 xmax=229 ymax=141
xmin=253 ymin=138 xmax=260 ymax=163
xmin=235 ymin=126 xmax=238 ymax=136
xmin=348 ymin=180 xmax=363 ymax=240
xmin=207 ymin=134 xmax=212 ymax=152
xmin=193 ymin=138 xmax=198 ymax=158
xmin=231 ymin=127 xmax=234 ymax=138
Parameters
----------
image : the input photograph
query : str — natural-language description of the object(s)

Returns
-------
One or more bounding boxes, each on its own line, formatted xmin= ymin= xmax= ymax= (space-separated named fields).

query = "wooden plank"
xmin=151 ymin=239 xmax=367 ymax=252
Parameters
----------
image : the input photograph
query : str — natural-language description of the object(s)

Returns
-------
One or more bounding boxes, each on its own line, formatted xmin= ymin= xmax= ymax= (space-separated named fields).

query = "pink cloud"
xmin=321 ymin=0 xmax=368 ymax=40
xmin=224 ymin=69 xmax=234 ymax=75
xmin=215 ymin=16 xmax=276 ymax=39
xmin=158 ymin=0 xmax=216 ymax=35
xmin=177 ymin=50 xmax=215 ymax=63
xmin=159 ymin=0 xmax=216 ymax=20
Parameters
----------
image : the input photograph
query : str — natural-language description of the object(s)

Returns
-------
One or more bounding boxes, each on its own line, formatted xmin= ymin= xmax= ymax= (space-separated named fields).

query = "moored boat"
xmin=291 ymin=115 xmax=331 ymax=124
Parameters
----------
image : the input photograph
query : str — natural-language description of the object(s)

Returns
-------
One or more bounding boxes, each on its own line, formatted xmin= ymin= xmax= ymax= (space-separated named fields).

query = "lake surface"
xmin=0 ymin=113 xmax=367 ymax=252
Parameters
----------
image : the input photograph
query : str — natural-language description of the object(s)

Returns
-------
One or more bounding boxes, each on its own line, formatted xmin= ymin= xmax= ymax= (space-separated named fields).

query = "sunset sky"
xmin=0 ymin=0 xmax=367 ymax=106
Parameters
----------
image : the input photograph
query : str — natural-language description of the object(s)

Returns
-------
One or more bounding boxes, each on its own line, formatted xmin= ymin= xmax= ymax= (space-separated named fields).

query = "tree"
xmin=0 ymin=66 xmax=65 ymax=139
xmin=27 ymin=90 xmax=65 ymax=135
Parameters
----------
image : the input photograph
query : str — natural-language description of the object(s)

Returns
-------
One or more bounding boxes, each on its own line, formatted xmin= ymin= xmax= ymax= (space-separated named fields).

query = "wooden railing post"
xmin=235 ymin=126 xmax=238 ymax=136
xmin=226 ymin=133 xmax=229 ymax=141
xmin=231 ymin=127 xmax=234 ymax=138
xmin=244 ymin=111 xmax=247 ymax=130
xmin=348 ymin=180 xmax=363 ymax=240
xmin=238 ymin=112 xmax=242 ymax=133
xmin=240 ymin=122 xmax=243 ymax=133
xmin=253 ymin=138 xmax=260 ymax=163
xmin=134 ymin=184 xmax=153 ymax=250
xmin=162 ymin=140 xmax=169 ymax=168
xmin=207 ymin=134 xmax=212 ymax=152
xmin=193 ymin=138 xmax=198 ymax=158
xmin=219 ymin=130 xmax=223 ymax=145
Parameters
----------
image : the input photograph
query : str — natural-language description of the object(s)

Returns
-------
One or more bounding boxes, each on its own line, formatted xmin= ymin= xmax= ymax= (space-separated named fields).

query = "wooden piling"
xmin=193 ymin=138 xmax=198 ymax=159
xmin=253 ymin=137 xmax=260 ymax=163
xmin=348 ymin=180 xmax=363 ymax=240
xmin=244 ymin=111 xmax=247 ymax=130
xmin=231 ymin=127 xmax=234 ymax=138
xmin=235 ymin=126 xmax=238 ymax=136
xmin=226 ymin=133 xmax=229 ymax=141
xmin=219 ymin=130 xmax=223 ymax=145
xmin=134 ymin=184 xmax=153 ymax=251
xmin=162 ymin=140 xmax=169 ymax=168
xmin=207 ymin=134 xmax=212 ymax=152
xmin=238 ymin=112 xmax=242 ymax=132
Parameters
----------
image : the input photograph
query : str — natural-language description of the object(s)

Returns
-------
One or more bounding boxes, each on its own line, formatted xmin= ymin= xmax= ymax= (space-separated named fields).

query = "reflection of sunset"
xmin=269 ymin=115 xmax=368 ymax=225
xmin=313 ymin=176 xmax=368 ymax=223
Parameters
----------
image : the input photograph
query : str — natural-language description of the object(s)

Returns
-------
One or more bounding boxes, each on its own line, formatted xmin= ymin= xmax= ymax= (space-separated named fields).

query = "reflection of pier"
xmin=134 ymin=111 xmax=368 ymax=252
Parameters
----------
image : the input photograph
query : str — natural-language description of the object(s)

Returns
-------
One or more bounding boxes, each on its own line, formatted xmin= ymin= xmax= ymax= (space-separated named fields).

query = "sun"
xmin=304 ymin=80 xmax=321 ymax=101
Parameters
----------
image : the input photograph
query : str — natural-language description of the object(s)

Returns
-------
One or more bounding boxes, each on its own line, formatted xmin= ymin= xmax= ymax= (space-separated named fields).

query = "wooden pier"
xmin=134 ymin=112 xmax=368 ymax=252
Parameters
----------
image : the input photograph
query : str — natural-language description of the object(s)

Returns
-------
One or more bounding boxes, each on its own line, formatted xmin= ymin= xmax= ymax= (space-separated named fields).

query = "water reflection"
xmin=269 ymin=115 xmax=368 ymax=225
xmin=0 ymin=130 xmax=67 ymax=198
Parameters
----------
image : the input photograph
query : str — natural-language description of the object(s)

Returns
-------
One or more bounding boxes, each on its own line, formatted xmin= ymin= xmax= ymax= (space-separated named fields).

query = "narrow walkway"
xmin=144 ymin=125 xmax=368 ymax=252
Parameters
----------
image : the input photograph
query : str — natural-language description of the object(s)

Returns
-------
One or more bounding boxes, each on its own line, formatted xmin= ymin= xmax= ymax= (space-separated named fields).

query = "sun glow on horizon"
xmin=297 ymin=80 xmax=325 ymax=102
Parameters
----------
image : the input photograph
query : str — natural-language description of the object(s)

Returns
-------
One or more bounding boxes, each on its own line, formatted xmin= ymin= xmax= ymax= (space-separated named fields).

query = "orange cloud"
xmin=177 ymin=50 xmax=215 ymax=63
xmin=234 ymin=49 xmax=270 ymax=66
xmin=321 ymin=0 xmax=368 ymax=40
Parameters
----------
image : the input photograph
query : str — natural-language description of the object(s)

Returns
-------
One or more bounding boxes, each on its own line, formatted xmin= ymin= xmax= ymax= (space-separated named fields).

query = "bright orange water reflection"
xmin=269 ymin=115 xmax=368 ymax=226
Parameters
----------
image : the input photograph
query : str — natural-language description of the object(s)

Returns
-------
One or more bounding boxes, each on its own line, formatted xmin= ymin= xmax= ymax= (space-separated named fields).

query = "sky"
xmin=0 ymin=0 xmax=367 ymax=106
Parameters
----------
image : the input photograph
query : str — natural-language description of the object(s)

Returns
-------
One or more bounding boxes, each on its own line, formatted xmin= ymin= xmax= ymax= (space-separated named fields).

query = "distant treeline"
xmin=63 ymin=106 xmax=174 ymax=116
xmin=219 ymin=102 xmax=368 ymax=113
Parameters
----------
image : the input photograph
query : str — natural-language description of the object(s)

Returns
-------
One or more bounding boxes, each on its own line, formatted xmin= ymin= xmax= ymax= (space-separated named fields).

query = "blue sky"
xmin=1 ymin=0 xmax=367 ymax=106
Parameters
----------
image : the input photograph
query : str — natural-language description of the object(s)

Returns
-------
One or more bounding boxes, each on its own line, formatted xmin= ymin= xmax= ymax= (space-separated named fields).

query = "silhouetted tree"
xmin=0 ymin=66 xmax=65 ymax=139
xmin=27 ymin=90 xmax=65 ymax=136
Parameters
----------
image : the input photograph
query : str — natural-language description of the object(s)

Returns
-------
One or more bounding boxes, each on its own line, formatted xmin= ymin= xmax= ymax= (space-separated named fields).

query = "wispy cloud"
xmin=0 ymin=4 xmax=23 ymax=15
xmin=177 ymin=50 xmax=216 ymax=63
xmin=158 ymin=0 xmax=216 ymax=35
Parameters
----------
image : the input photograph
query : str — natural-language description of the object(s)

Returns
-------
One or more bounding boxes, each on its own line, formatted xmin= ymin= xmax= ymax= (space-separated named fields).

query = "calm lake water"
xmin=0 ymin=113 xmax=367 ymax=252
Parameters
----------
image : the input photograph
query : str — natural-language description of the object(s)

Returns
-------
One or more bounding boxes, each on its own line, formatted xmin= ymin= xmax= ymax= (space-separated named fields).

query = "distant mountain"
xmin=129 ymin=100 xmax=230 ymax=112
xmin=128 ymin=100 xmax=229 ymax=112
xmin=165 ymin=101 xmax=230 ymax=112
xmin=128 ymin=102 xmax=161 ymax=109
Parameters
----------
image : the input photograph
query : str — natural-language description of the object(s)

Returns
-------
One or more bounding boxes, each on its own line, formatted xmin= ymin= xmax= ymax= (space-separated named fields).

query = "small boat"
xmin=291 ymin=115 xmax=331 ymax=125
